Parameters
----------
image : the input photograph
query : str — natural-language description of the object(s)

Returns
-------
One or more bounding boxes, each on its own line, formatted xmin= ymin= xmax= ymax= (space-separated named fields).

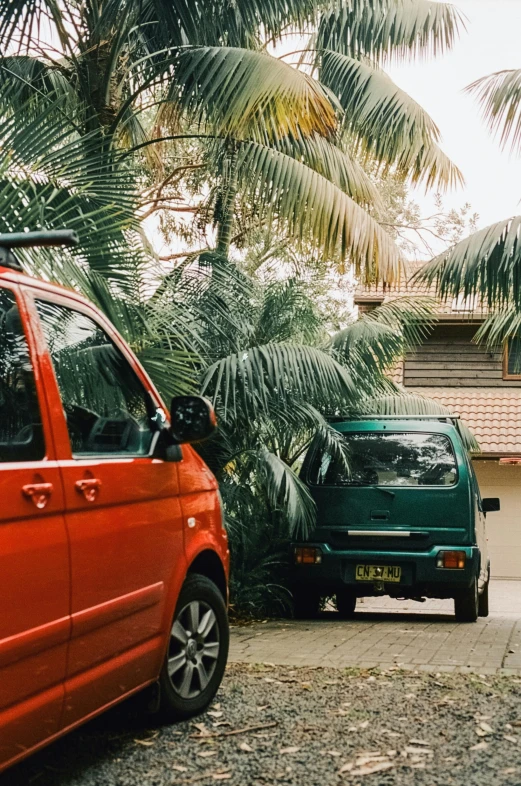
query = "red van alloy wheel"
xmin=167 ymin=599 xmax=220 ymax=698
xmin=159 ymin=574 xmax=229 ymax=720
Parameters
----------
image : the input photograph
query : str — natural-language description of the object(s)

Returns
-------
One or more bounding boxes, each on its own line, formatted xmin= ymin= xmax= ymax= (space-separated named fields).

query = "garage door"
xmin=473 ymin=460 xmax=521 ymax=579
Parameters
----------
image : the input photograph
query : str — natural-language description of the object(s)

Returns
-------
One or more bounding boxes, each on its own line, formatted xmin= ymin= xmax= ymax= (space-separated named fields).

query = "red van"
xmin=0 ymin=231 xmax=230 ymax=773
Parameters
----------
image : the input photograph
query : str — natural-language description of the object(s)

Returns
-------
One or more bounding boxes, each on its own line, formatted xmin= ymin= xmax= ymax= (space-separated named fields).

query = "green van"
xmin=291 ymin=417 xmax=500 ymax=623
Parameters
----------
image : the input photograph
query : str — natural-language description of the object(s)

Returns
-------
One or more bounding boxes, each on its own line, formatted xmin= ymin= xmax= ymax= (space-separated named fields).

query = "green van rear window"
xmin=309 ymin=432 xmax=458 ymax=487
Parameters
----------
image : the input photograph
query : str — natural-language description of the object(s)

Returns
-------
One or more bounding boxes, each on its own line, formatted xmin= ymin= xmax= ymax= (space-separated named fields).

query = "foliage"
xmin=0 ymin=0 xmax=470 ymax=618
xmin=0 ymin=0 xmax=465 ymax=283
xmin=416 ymin=60 xmax=521 ymax=347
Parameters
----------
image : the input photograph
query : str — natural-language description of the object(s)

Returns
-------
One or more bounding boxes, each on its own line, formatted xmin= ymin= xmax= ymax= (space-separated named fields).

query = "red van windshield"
xmin=309 ymin=432 xmax=458 ymax=487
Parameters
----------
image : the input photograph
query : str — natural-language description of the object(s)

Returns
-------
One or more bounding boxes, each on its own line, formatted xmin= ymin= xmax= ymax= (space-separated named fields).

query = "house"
xmin=354 ymin=274 xmax=521 ymax=580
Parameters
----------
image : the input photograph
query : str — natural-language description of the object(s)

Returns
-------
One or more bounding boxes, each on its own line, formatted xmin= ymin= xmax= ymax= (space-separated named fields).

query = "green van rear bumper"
xmin=290 ymin=543 xmax=480 ymax=598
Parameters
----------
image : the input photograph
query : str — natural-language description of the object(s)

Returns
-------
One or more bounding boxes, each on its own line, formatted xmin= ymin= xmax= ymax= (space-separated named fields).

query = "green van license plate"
xmin=356 ymin=565 xmax=401 ymax=583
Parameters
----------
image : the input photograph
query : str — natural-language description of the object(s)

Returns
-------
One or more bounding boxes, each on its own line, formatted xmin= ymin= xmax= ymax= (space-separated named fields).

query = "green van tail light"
xmin=437 ymin=551 xmax=466 ymax=569
xmin=295 ymin=547 xmax=322 ymax=565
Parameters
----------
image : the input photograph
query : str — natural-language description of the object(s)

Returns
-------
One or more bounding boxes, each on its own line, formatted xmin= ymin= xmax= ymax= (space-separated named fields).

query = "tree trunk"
xmin=216 ymin=144 xmax=238 ymax=256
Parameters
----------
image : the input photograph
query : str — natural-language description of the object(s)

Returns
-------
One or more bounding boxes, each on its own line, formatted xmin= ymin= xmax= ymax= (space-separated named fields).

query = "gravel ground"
xmin=3 ymin=664 xmax=521 ymax=786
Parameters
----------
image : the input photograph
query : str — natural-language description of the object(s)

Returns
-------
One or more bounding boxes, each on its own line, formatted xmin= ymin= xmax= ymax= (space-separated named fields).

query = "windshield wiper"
xmin=346 ymin=481 xmax=395 ymax=499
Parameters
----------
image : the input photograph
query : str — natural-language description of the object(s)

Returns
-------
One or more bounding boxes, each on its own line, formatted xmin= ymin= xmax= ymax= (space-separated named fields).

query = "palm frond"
xmin=358 ymin=392 xmax=480 ymax=452
xmin=475 ymin=306 xmax=521 ymax=349
xmin=150 ymin=0 xmax=321 ymax=49
xmin=257 ymin=447 xmax=316 ymax=538
xmin=319 ymin=50 xmax=462 ymax=190
xmin=0 ymin=56 xmax=76 ymax=109
xmin=316 ymin=0 xmax=465 ymax=63
xmin=367 ymin=295 xmax=437 ymax=349
xmin=333 ymin=318 xmax=405 ymax=379
xmin=201 ymin=342 xmax=357 ymax=421
xmin=236 ymin=140 xmax=404 ymax=281
xmin=170 ymin=47 xmax=337 ymax=141
xmin=415 ymin=217 xmax=521 ymax=309
xmin=273 ymin=131 xmax=382 ymax=206
xmin=466 ymin=69 xmax=521 ymax=155
xmin=0 ymin=90 xmax=138 ymax=220
xmin=254 ymin=278 xmax=325 ymax=345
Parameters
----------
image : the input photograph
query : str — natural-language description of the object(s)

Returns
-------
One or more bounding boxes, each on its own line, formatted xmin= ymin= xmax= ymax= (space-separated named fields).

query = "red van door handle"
xmin=22 ymin=482 xmax=54 ymax=509
xmin=75 ymin=478 xmax=102 ymax=502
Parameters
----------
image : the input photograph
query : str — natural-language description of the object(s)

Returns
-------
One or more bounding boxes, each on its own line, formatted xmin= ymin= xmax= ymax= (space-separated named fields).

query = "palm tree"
xmin=0 ymin=0 xmax=464 ymax=285
xmin=417 ymin=66 xmax=521 ymax=322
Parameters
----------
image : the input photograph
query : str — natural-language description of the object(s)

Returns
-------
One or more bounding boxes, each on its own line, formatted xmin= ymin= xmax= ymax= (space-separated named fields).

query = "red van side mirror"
xmin=170 ymin=396 xmax=217 ymax=444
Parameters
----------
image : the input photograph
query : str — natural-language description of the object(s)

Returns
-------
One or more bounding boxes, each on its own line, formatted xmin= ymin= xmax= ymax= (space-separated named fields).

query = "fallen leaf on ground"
xmin=359 ymin=721 xmax=370 ymax=730
xmin=192 ymin=723 xmax=211 ymax=736
xmin=352 ymin=762 xmax=395 ymax=776
xmin=212 ymin=774 xmax=232 ymax=781
xmin=198 ymin=751 xmax=218 ymax=758
xmin=339 ymin=763 xmax=354 ymax=773
xmin=208 ymin=711 xmax=223 ymax=718
xmin=470 ymin=742 xmax=489 ymax=751
xmin=326 ymin=750 xmax=342 ymax=757
xmin=479 ymin=722 xmax=494 ymax=734
xmin=504 ymin=735 xmax=518 ymax=743
xmin=257 ymin=705 xmax=269 ymax=711
xmin=503 ymin=768 xmax=517 ymax=775
xmin=239 ymin=742 xmax=253 ymax=752
xmin=356 ymin=755 xmax=387 ymax=766
xmin=404 ymin=747 xmax=433 ymax=757
xmin=300 ymin=682 xmax=313 ymax=690
xmin=280 ymin=747 xmax=300 ymax=754
xmin=172 ymin=765 xmax=188 ymax=772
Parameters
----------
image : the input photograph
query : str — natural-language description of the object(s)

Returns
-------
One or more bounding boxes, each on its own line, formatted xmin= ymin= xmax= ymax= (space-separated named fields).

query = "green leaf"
xmin=359 ymin=392 xmax=480 ymax=452
xmin=316 ymin=0 xmax=465 ymax=63
xmin=466 ymin=69 xmax=521 ymax=155
xmin=273 ymin=131 xmax=382 ymax=206
xmin=415 ymin=216 xmax=521 ymax=309
xmin=257 ymin=447 xmax=316 ymax=538
xmin=201 ymin=342 xmax=357 ymax=421
xmin=236 ymin=140 xmax=404 ymax=281
xmin=170 ymin=46 xmax=337 ymax=141
xmin=365 ymin=295 xmax=437 ymax=349
xmin=319 ymin=50 xmax=463 ymax=190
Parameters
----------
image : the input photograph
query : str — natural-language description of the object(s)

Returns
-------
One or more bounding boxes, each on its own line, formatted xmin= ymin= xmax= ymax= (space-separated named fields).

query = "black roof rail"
xmin=327 ymin=415 xmax=460 ymax=422
xmin=0 ymin=230 xmax=79 ymax=271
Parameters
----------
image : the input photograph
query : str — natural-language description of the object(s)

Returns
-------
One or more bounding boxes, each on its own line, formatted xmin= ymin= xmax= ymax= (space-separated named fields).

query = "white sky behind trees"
xmin=389 ymin=0 xmax=521 ymax=230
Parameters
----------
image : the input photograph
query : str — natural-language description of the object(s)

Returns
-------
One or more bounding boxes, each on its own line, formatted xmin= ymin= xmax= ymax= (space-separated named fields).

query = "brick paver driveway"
xmin=229 ymin=580 xmax=521 ymax=675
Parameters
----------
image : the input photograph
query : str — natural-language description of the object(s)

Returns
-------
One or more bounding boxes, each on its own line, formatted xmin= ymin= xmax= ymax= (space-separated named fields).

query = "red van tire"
xmin=454 ymin=577 xmax=479 ymax=623
xmin=159 ymin=574 xmax=229 ymax=721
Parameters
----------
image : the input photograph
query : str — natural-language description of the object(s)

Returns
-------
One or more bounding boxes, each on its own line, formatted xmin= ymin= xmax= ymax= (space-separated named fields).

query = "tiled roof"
xmin=408 ymin=387 xmax=521 ymax=455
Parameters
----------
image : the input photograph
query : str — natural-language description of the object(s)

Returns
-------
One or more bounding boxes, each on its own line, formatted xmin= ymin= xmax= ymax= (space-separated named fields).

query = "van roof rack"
xmin=327 ymin=415 xmax=460 ymax=422
xmin=0 ymin=230 xmax=79 ymax=271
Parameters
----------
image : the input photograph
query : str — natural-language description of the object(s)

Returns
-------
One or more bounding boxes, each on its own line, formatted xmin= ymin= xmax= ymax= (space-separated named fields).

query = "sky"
xmin=388 ymin=0 xmax=521 ymax=230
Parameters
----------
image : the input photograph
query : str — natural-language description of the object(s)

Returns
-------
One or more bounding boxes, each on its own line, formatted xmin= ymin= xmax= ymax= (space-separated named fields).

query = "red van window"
xmin=0 ymin=287 xmax=44 ymax=462
xmin=35 ymin=300 xmax=159 ymax=457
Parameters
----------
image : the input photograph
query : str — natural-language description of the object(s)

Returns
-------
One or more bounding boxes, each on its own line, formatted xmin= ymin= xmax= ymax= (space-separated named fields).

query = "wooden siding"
xmin=404 ymin=324 xmax=521 ymax=388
